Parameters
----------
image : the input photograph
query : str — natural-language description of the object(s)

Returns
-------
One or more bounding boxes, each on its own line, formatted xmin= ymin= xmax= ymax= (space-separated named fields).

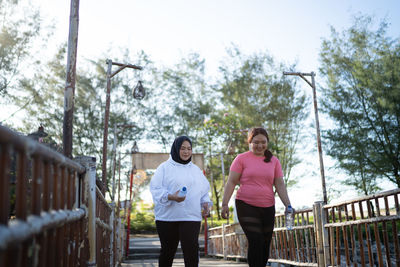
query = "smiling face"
xmin=250 ymin=134 xmax=268 ymax=156
xmin=179 ymin=140 xmax=192 ymax=161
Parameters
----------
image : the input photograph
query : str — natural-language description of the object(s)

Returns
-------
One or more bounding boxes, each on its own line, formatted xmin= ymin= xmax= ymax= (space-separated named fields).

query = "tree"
xmin=216 ymin=47 xmax=309 ymax=187
xmin=319 ymin=15 xmax=400 ymax=191
xmin=15 ymin=46 xmax=145 ymax=193
xmin=197 ymin=113 xmax=249 ymax=220
xmin=140 ymin=52 xmax=216 ymax=150
xmin=0 ymin=0 xmax=49 ymax=96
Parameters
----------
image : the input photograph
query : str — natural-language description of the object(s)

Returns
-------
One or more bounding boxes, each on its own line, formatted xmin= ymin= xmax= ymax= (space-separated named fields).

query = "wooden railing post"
xmin=204 ymin=216 xmax=208 ymax=256
xmin=116 ymin=217 xmax=123 ymax=263
xmin=222 ymin=223 xmax=227 ymax=260
xmin=313 ymin=201 xmax=327 ymax=267
xmin=321 ymin=204 xmax=330 ymax=265
xmin=75 ymin=156 xmax=97 ymax=266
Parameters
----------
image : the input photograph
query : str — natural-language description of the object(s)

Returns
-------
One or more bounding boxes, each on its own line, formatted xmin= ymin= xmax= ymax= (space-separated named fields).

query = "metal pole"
xmin=101 ymin=59 xmax=113 ymax=194
xmin=117 ymin=152 xmax=121 ymax=214
xmin=220 ymin=152 xmax=225 ymax=186
xmin=110 ymin=124 xmax=117 ymax=266
xmin=204 ymin=215 xmax=208 ymax=256
xmin=111 ymin=124 xmax=118 ymax=201
xmin=220 ymin=152 xmax=228 ymax=224
xmin=101 ymin=61 xmax=142 ymax=195
xmin=125 ymin=171 xmax=129 ymax=216
xmin=310 ymin=72 xmax=327 ymax=204
xmin=63 ymin=0 xmax=79 ymax=158
xmin=112 ymin=124 xmax=135 ymax=202
xmin=283 ymin=71 xmax=327 ymax=203
xmin=126 ymin=169 xmax=134 ymax=257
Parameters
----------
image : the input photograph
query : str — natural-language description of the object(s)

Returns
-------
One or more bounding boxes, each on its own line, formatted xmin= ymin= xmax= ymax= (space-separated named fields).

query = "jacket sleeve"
xmin=200 ymin=173 xmax=213 ymax=206
xmin=150 ymin=164 xmax=171 ymax=206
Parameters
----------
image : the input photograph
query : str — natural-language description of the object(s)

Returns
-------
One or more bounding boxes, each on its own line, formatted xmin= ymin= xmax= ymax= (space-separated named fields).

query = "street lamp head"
xmin=131 ymin=141 xmax=139 ymax=154
xmin=28 ymin=125 xmax=48 ymax=143
xmin=133 ymin=81 xmax=145 ymax=100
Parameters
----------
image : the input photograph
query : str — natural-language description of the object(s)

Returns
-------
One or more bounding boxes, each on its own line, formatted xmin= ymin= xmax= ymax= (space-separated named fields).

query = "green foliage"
xmin=197 ymin=115 xmax=245 ymax=219
xmin=128 ymin=201 xmax=156 ymax=233
xmin=319 ymin=15 xmax=400 ymax=192
xmin=206 ymin=216 xmax=234 ymax=228
xmin=129 ymin=211 xmax=156 ymax=233
xmin=14 ymin=47 xmax=146 ymax=193
xmin=215 ymin=46 xmax=309 ymax=186
xmin=140 ymin=52 xmax=216 ymax=151
xmin=0 ymin=0 xmax=49 ymax=96
xmin=206 ymin=205 xmax=236 ymax=228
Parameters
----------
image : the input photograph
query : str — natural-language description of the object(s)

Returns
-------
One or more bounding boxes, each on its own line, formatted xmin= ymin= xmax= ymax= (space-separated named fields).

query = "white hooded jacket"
xmin=150 ymin=157 xmax=212 ymax=221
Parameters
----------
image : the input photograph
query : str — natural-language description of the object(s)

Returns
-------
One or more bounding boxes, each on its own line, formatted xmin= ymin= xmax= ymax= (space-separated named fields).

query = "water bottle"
xmin=286 ymin=205 xmax=294 ymax=230
xmin=177 ymin=186 xmax=187 ymax=197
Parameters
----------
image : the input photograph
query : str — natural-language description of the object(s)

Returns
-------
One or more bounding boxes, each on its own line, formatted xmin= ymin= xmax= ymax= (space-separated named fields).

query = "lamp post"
xmin=220 ymin=152 xmax=230 ymax=225
xmin=111 ymin=124 xmax=136 ymax=202
xmin=101 ymin=59 xmax=143 ymax=194
xmin=126 ymin=141 xmax=138 ymax=257
xmin=283 ymin=71 xmax=327 ymax=203
xmin=63 ymin=0 xmax=79 ymax=159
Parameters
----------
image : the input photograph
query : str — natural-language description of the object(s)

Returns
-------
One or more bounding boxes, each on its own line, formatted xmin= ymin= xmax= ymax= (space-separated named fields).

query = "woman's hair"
xmin=247 ymin=127 xmax=273 ymax=163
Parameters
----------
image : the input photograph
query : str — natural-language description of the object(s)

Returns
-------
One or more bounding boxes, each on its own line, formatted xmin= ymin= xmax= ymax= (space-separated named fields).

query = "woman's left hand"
xmin=285 ymin=205 xmax=296 ymax=215
xmin=168 ymin=190 xmax=186 ymax=202
xmin=201 ymin=203 xmax=210 ymax=217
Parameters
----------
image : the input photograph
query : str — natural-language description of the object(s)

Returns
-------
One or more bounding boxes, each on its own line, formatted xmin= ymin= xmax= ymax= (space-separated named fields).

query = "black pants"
xmin=156 ymin=220 xmax=201 ymax=267
xmin=235 ymin=199 xmax=275 ymax=267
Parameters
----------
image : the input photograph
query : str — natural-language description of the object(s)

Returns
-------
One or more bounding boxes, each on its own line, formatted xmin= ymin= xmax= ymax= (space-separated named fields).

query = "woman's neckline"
xmin=248 ymin=151 xmax=265 ymax=157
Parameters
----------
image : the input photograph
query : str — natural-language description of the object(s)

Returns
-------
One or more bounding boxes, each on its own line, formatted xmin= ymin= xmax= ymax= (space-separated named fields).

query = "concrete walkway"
xmin=122 ymin=235 xmax=250 ymax=266
xmin=121 ymin=258 xmax=250 ymax=267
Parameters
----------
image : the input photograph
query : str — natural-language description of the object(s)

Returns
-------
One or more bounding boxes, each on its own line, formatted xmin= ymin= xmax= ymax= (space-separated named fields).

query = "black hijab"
xmin=170 ymin=136 xmax=192 ymax=164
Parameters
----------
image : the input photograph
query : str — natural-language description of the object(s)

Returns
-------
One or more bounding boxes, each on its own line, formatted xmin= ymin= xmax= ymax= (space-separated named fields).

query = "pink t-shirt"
xmin=230 ymin=151 xmax=283 ymax=207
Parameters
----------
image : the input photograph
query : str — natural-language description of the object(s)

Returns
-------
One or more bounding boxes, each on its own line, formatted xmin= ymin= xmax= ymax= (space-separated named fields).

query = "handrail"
xmin=0 ymin=125 xmax=88 ymax=266
xmin=207 ymin=188 xmax=400 ymax=266
xmin=0 ymin=125 xmax=85 ymax=173
xmin=323 ymin=188 xmax=400 ymax=208
xmin=0 ymin=208 xmax=85 ymax=249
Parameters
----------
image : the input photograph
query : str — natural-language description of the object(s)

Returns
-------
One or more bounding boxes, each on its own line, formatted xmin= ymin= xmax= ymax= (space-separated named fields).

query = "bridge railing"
xmin=208 ymin=222 xmax=246 ymax=260
xmin=0 ymin=125 xmax=86 ymax=266
xmin=322 ymin=188 xmax=400 ymax=267
xmin=0 ymin=125 xmax=123 ymax=267
xmin=270 ymin=207 xmax=317 ymax=266
xmin=207 ymin=188 xmax=400 ymax=267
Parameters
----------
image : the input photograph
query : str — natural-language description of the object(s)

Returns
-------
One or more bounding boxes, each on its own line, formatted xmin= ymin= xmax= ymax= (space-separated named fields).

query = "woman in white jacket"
xmin=150 ymin=135 xmax=212 ymax=267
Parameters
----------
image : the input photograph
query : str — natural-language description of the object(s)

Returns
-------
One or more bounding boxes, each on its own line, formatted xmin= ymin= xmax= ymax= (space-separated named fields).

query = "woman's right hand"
xmin=220 ymin=170 xmax=240 ymax=219
xmin=221 ymin=205 xmax=229 ymax=219
xmin=168 ymin=190 xmax=186 ymax=202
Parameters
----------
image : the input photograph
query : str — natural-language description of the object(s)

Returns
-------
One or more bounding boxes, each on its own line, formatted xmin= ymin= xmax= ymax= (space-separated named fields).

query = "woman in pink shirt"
xmin=221 ymin=127 xmax=293 ymax=267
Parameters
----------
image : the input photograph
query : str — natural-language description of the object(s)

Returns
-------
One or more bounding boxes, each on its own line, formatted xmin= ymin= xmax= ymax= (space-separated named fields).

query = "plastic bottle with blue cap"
xmin=286 ymin=205 xmax=294 ymax=230
xmin=177 ymin=186 xmax=187 ymax=197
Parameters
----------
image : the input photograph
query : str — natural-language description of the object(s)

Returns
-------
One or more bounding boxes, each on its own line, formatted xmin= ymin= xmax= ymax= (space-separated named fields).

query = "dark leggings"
xmin=156 ymin=220 xmax=201 ymax=267
xmin=235 ymin=199 xmax=275 ymax=267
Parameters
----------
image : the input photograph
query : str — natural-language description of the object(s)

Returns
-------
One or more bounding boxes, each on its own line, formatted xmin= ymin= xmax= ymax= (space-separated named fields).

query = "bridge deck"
xmin=122 ymin=258 xmax=250 ymax=267
xmin=122 ymin=235 xmax=250 ymax=267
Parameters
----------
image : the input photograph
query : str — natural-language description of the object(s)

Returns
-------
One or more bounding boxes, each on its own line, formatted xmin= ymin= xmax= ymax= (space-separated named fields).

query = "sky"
xmin=36 ymin=0 xmax=400 ymax=75
xmin=13 ymin=0 xmax=400 ymax=209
